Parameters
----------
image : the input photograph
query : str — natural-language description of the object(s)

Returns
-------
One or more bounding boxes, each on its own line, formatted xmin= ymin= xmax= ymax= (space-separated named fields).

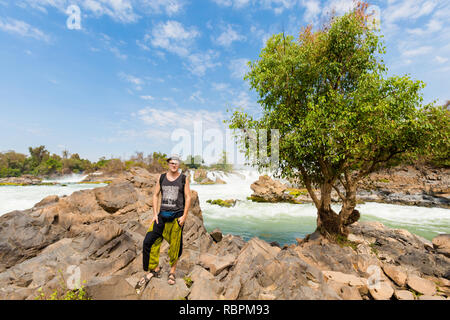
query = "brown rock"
xmin=418 ymin=295 xmax=446 ymax=300
xmin=368 ymin=281 xmax=394 ymax=300
xmin=407 ymin=274 xmax=437 ymax=296
xmin=85 ymin=275 xmax=137 ymax=300
xmin=382 ymin=264 xmax=407 ymax=287
xmin=394 ymin=290 xmax=415 ymax=300
xmin=33 ymin=195 xmax=60 ymax=208
xmin=199 ymin=253 xmax=235 ymax=276
xmin=188 ymin=266 xmax=223 ymax=300
xmin=340 ymin=286 xmax=363 ymax=300
xmin=210 ymin=228 xmax=223 ymax=243
xmin=432 ymin=234 xmax=450 ymax=258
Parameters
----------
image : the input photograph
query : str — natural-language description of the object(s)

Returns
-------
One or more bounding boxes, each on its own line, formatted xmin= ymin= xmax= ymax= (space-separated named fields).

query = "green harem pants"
xmin=142 ymin=214 xmax=183 ymax=272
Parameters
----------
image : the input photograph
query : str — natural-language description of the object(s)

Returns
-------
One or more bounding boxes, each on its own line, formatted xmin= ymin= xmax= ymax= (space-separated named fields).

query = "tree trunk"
xmin=338 ymin=183 xmax=360 ymax=236
xmin=315 ymin=181 xmax=360 ymax=238
xmin=315 ymin=181 xmax=341 ymax=237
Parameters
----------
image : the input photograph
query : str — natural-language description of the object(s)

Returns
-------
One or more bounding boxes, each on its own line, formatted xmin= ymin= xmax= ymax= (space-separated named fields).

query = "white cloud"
xmin=401 ymin=46 xmax=433 ymax=57
xmin=140 ymin=95 xmax=154 ymax=100
xmin=211 ymin=0 xmax=251 ymax=9
xmin=407 ymin=18 xmax=443 ymax=36
xmin=20 ymin=0 xmax=139 ymax=23
xmin=189 ymin=90 xmax=206 ymax=104
xmin=140 ymin=0 xmax=185 ymax=16
xmin=137 ymin=106 xmax=225 ymax=130
xmin=435 ymin=56 xmax=449 ymax=64
xmin=119 ymin=72 xmax=144 ymax=90
xmin=215 ymin=24 xmax=246 ymax=47
xmin=148 ymin=20 xmax=199 ymax=57
xmin=384 ymin=0 xmax=437 ymax=24
xmin=229 ymin=58 xmax=249 ymax=79
xmin=109 ymin=46 xmax=127 ymax=59
xmin=0 ymin=17 xmax=51 ymax=42
xmin=212 ymin=82 xmax=231 ymax=92
xmin=185 ymin=51 xmax=221 ymax=77
xmin=301 ymin=0 xmax=321 ymax=22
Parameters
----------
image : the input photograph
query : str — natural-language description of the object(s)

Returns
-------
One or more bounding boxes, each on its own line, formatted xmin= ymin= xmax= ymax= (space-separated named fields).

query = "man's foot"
xmin=135 ymin=270 xmax=160 ymax=294
xmin=168 ymin=273 xmax=176 ymax=285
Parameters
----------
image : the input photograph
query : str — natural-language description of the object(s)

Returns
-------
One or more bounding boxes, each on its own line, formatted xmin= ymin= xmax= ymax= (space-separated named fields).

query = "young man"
xmin=135 ymin=154 xmax=191 ymax=293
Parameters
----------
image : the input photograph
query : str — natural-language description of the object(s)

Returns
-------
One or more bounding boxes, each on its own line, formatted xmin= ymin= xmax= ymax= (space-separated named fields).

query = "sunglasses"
xmin=169 ymin=162 xmax=179 ymax=166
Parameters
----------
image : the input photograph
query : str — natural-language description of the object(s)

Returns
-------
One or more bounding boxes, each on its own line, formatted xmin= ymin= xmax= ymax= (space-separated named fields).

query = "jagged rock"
xmin=141 ymin=272 xmax=190 ymax=300
xmin=188 ymin=266 xmax=223 ymax=300
xmin=33 ymin=195 xmax=60 ymax=208
xmin=249 ymin=175 xmax=288 ymax=202
xmin=358 ymin=165 xmax=450 ymax=208
xmin=432 ymin=234 xmax=450 ymax=258
xmin=1 ymin=166 xmax=449 ymax=301
xmin=85 ymin=276 xmax=137 ymax=300
xmin=94 ymin=182 xmax=138 ymax=213
xmin=199 ymin=253 xmax=235 ymax=276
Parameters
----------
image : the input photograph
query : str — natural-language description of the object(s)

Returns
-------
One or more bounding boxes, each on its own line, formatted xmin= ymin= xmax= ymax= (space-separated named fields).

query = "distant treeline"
xmin=0 ymin=147 xmax=234 ymax=178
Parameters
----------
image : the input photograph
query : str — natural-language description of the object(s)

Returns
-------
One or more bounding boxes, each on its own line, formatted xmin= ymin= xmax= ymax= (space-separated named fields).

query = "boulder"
xmin=394 ymin=290 xmax=415 ymax=300
xmin=210 ymin=228 xmax=223 ymax=243
xmin=432 ymin=234 xmax=450 ymax=258
xmin=33 ymin=195 xmax=60 ymax=208
xmin=94 ymin=182 xmax=138 ymax=213
xmin=407 ymin=275 xmax=437 ymax=296
xmin=249 ymin=175 xmax=288 ymax=202
xmin=85 ymin=276 xmax=137 ymax=300
xmin=199 ymin=253 xmax=235 ymax=276
xmin=368 ymin=281 xmax=394 ymax=300
xmin=382 ymin=264 xmax=407 ymax=287
xmin=188 ymin=266 xmax=223 ymax=300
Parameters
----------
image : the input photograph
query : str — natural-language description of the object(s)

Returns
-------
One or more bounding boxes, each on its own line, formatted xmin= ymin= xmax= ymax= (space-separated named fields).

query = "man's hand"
xmin=152 ymin=213 xmax=159 ymax=225
xmin=178 ymin=214 xmax=187 ymax=227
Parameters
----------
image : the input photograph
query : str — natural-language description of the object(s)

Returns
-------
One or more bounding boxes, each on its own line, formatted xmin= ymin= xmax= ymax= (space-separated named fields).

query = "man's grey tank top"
xmin=160 ymin=173 xmax=185 ymax=214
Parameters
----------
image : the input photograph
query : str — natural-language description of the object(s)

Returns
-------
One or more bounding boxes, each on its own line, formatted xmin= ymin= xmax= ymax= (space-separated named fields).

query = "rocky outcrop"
xmin=192 ymin=169 xmax=227 ymax=185
xmin=0 ymin=167 xmax=448 ymax=300
xmin=249 ymin=165 xmax=450 ymax=208
xmin=0 ymin=175 xmax=45 ymax=186
xmin=357 ymin=165 xmax=450 ymax=208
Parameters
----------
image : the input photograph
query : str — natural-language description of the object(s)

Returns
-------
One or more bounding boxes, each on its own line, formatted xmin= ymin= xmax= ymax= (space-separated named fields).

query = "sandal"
xmin=168 ymin=273 xmax=176 ymax=285
xmin=135 ymin=270 xmax=160 ymax=294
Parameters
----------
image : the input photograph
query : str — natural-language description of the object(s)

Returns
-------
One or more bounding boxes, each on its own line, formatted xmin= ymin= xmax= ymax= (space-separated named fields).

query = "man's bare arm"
xmin=152 ymin=175 xmax=161 ymax=223
xmin=180 ymin=176 xmax=191 ymax=226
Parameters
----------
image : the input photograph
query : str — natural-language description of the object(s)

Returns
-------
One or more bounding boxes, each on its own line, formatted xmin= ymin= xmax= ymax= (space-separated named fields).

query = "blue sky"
xmin=0 ymin=0 xmax=449 ymax=162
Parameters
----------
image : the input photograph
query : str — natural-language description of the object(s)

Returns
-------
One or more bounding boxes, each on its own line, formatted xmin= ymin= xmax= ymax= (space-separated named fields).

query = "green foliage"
xmin=206 ymin=199 xmax=235 ymax=207
xmin=183 ymin=276 xmax=193 ymax=288
xmin=286 ymin=188 xmax=308 ymax=197
xmin=335 ymin=234 xmax=358 ymax=251
xmin=34 ymin=270 xmax=91 ymax=300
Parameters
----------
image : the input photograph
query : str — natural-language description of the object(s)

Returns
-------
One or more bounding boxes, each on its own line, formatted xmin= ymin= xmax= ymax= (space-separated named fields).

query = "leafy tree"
xmin=227 ymin=2 xmax=444 ymax=238
xmin=28 ymin=146 xmax=49 ymax=169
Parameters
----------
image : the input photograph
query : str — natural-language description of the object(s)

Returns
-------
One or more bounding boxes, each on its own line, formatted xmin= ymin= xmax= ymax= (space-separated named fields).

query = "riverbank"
xmin=247 ymin=164 xmax=450 ymax=209
xmin=0 ymin=167 xmax=448 ymax=300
